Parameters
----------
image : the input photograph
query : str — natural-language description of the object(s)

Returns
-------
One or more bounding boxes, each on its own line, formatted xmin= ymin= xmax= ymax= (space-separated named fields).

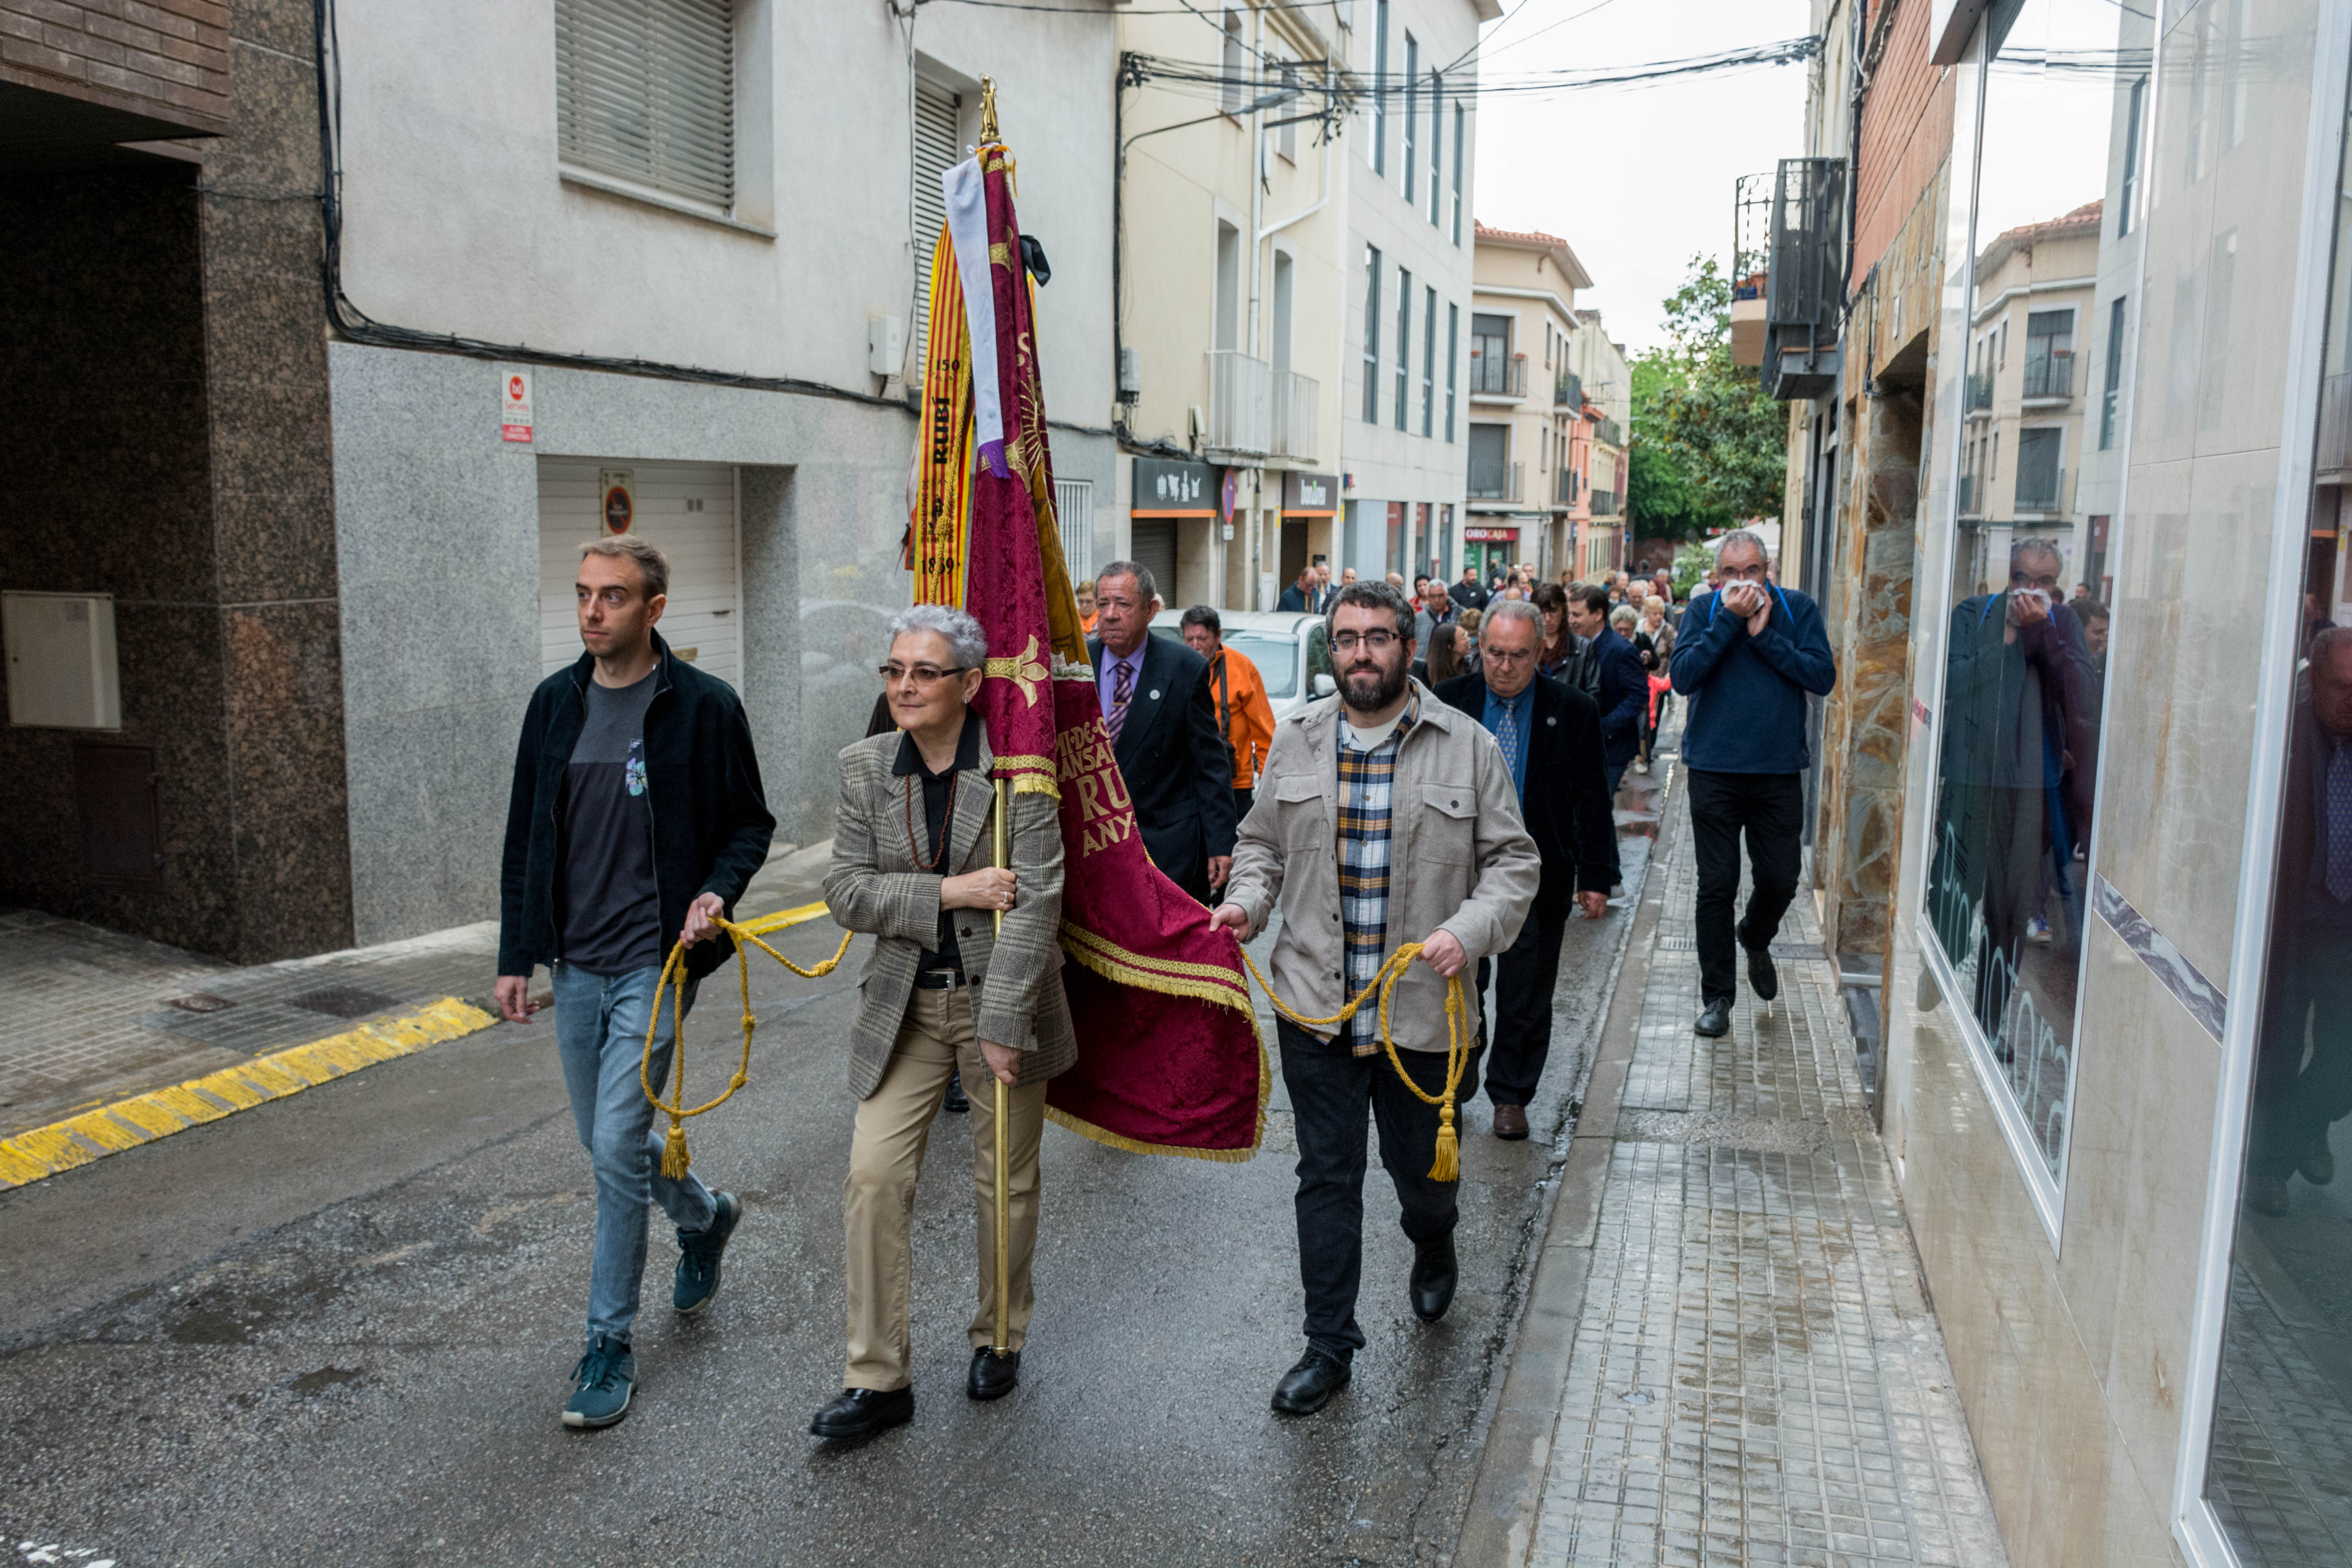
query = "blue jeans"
xmin=552 ymin=962 xmax=719 ymax=1345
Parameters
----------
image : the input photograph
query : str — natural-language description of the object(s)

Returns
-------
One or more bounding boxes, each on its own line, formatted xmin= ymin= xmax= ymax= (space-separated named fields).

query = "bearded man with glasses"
xmin=1213 ymin=581 xmax=1539 ymax=1416
xmin=810 ymin=604 xmax=1076 ymax=1441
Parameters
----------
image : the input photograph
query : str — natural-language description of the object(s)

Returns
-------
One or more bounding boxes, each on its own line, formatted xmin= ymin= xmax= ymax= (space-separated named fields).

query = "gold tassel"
xmin=1428 ymin=1100 xmax=1459 ymax=1182
xmin=660 ymin=1118 xmax=691 ymax=1180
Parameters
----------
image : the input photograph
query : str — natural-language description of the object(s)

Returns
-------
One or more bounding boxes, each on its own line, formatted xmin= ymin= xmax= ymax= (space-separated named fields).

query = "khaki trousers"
xmin=843 ymin=986 xmax=1045 ymax=1391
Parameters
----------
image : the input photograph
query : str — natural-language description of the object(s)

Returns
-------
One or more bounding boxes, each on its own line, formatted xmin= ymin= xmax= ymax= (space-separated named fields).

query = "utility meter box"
xmin=868 ymin=316 xmax=904 ymax=377
xmin=4 ymin=591 xmax=122 ymax=730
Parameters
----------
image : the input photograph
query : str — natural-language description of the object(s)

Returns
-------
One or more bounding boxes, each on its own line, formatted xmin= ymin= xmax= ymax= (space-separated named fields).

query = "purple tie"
xmin=1107 ymin=658 xmax=1136 ymax=743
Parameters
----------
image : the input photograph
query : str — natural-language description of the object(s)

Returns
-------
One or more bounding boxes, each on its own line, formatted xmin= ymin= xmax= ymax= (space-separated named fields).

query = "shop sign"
xmin=1132 ymin=457 xmax=1218 ymax=515
xmin=1282 ymin=471 xmax=1338 ymax=514
xmin=599 ymin=469 xmax=636 ymax=535
xmin=1462 ymin=526 xmax=1521 ymax=542
xmin=501 ymin=370 xmax=534 ymax=443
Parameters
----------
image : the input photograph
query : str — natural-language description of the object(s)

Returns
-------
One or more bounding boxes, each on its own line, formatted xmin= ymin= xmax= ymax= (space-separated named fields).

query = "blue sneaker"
xmin=562 ymin=1335 xmax=634 ymax=1428
xmin=674 ymin=1191 xmax=742 ymax=1314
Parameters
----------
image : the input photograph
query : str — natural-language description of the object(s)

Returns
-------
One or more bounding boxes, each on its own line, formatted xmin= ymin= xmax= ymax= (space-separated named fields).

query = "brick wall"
xmin=1852 ymin=0 xmax=1950 ymax=283
xmin=0 ymin=1 xmax=231 ymax=136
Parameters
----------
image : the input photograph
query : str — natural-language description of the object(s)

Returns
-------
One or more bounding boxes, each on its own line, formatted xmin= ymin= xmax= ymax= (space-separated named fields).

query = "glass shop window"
xmin=1924 ymin=0 xmax=2143 ymax=1195
xmin=2201 ymin=76 xmax=2352 ymax=1568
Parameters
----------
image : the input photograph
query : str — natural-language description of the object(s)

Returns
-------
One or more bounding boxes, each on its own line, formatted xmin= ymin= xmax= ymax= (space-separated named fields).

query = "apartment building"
xmin=1 ymin=0 xmax=1117 ymax=958
xmin=1568 ymin=308 xmax=1631 ymax=578
xmin=1468 ymin=223 xmax=1592 ymax=579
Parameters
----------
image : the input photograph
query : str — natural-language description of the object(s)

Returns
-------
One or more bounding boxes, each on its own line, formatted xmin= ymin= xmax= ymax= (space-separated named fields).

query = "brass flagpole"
xmin=978 ymin=72 xmax=1013 ymax=1367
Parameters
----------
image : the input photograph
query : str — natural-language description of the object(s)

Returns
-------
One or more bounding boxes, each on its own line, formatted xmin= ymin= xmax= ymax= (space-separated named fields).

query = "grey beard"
xmin=1341 ymin=659 xmax=1408 ymax=715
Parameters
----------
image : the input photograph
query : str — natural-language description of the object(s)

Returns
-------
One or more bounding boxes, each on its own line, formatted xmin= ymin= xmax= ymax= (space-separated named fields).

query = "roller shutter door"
xmin=1129 ymin=519 xmax=1178 ymax=604
xmin=539 ymin=459 xmax=739 ymax=689
xmin=911 ymin=80 xmax=962 ymax=385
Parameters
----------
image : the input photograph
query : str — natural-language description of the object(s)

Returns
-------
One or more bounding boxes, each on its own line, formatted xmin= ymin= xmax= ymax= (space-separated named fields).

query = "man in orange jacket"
xmin=1076 ymin=576 xmax=1098 ymax=637
xmin=1180 ymin=605 xmax=1278 ymax=818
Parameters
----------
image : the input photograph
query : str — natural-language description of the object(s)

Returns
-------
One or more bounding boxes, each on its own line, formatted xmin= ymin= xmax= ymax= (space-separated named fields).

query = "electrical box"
xmin=1118 ymin=346 xmax=1142 ymax=401
xmin=868 ymin=316 xmax=904 ymax=377
xmin=4 ymin=591 xmax=121 ymax=730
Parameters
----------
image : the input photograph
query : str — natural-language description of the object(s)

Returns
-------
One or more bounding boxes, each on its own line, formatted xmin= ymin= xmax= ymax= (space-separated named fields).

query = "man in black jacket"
xmin=1437 ymin=599 xmax=1616 ymax=1139
xmin=1087 ymin=559 xmax=1238 ymax=904
xmin=1568 ymin=584 xmax=1648 ymax=889
xmin=496 ymin=535 xmax=775 ymax=1431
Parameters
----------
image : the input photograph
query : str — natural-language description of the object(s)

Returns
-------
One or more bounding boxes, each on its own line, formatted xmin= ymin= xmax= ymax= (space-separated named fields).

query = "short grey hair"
xmin=887 ymin=603 xmax=988 ymax=672
xmin=2312 ymin=623 xmax=2352 ymax=669
xmin=1481 ymin=597 xmax=1543 ymax=640
xmin=1096 ymin=559 xmax=1160 ymax=606
xmin=1610 ymin=604 xmax=1639 ymax=630
xmin=1717 ymin=528 xmax=1768 ymax=566
xmin=580 ymin=535 xmax=670 ymax=600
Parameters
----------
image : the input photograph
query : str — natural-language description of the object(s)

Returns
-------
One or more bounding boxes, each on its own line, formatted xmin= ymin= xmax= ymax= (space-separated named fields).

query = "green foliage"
xmin=1671 ymin=543 xmax=1714 ymax=599
xmin=1626 ymin=254 xmax=1789 ymax=545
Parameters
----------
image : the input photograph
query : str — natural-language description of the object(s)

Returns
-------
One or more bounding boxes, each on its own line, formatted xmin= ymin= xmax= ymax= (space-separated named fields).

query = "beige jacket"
xmin=1223 ymin=684 xmax=1541 ymax=1052
xmin=824 ymin=725 xmax=1078 ymax=1099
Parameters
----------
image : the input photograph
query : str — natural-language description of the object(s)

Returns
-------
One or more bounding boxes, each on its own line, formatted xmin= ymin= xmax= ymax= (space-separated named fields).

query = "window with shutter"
xmin=555 ymin=0 xmax=735 ymax=209
xmin=911 ymin=80 xmax=962 ymax=386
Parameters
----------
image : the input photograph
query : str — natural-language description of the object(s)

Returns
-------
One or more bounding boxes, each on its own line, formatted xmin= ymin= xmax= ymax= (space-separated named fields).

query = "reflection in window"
xmin=1925 ymin=0 xmax=2145 ymax=1185
xmin=2203 ymin=76 xmax=2352 ymax=1568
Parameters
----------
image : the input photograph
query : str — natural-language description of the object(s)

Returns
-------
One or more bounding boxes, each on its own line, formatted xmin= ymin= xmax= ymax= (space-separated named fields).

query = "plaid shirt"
xmin=1336 ymin=690 xmax=1421 ymax=1054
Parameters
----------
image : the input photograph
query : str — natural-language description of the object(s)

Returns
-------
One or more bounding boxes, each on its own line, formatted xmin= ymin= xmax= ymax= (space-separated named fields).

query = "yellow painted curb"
xmin=0 ymin=996 xmax=499 ymax=1192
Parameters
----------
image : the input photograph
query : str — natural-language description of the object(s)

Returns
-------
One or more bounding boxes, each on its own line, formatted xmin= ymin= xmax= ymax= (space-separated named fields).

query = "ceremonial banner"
xmin=913 ymin=138 xmax=1266 ymax=1158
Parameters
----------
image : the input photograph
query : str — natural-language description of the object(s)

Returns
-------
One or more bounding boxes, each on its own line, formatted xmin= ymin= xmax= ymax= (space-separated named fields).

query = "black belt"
xmin=913 ymin=969 xmax=967 ymax=991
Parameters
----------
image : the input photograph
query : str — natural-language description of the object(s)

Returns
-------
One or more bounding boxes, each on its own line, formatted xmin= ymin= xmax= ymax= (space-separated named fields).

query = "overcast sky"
xmin=1471 ymin=0 xmax=1816 ymax=356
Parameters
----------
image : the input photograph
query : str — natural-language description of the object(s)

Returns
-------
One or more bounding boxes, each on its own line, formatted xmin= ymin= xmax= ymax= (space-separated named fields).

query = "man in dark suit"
xmin=1276 ymin=565 xmax=1316 ymax=613
xmin=1566 ymin=584 xmax=1647 ymax=888
xmin=2248 ymin=626 xmax=2352 ymax=1215
xmin=1088 ymin=559 xmax=1238 ymax=904
xmin=1436 ymin=599 xmax=1616 ymax=1139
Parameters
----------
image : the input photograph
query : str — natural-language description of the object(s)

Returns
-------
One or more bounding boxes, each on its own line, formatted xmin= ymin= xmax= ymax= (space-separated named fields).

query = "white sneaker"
xmin=2025 ymin=915 xmax=2052 ymax=944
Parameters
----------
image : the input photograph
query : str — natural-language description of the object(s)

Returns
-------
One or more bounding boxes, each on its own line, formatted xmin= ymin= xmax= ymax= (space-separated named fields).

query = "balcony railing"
xmin=1205 ymin=350 xmax=1271 ymax=454
xmin=1957 ymin=474 xmax=1978 ymax=515
xmin=1469 ymin=354 xmax=1526 ymax=397
xmin=2022 ymin=355 xmax=2071 ymax=401
xmin=1555 ymin=370 xmax=1582 ymax=409
xmin=1589 ymin=488 xmax=1620 ymax=517
xmin=1468 ymin=459 xmax=1523 ymax=501
xmin=1270 ymin=369 xmax=1319 ymax=462
xmin=1592 ymin=416 xmax=1622 ymax=448
xmin=2321 ymin=372 xmax=2352 ymax=475
xmin=1965 ymin=373 xmax=1993 ymax=414
xmin=1553 ymin=466 xmax=1578 ymax=506
xmin=2014 ymin=466 xmax=2069 ymax=514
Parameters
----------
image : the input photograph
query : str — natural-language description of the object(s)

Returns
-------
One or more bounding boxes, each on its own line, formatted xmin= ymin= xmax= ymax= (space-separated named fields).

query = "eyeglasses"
xmin=1329 ymin=630 xmax=1401 ymax=653
xmin=878 ymin=662 xmax=969 ymax=686
xmin=1482 ymin=646 xmax=1534 ymax=665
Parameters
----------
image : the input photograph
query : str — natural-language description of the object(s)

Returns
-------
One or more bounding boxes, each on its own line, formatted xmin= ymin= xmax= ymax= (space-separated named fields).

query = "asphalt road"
xmin=0 ymin=818 xmax=1652 ymax=1567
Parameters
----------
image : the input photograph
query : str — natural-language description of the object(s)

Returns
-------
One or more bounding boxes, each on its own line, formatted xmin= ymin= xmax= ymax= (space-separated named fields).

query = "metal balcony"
xmin=1965 ymin=373 xmax=1993 ymax=416
xmin=1592 ymin=416 xmax=1622 ymax=448
xmin=1205 ymin=350 xmax=1272 ymax=456
xmin=1469 ymin=354 xmax=1526 ymax=397
xmin=2022 ymin=355 xmax=2071 ymax=401
xmin=1270 ymin=370 xmax=1320 ymax=463
xmin=1553 ymin=466 xmax=1577 ymax=506
xmin=1555 ymin=370 xmax=1582 ymax=409
xmin=2321 ymin=372 xmax=2352 ymax=478
xmin=1468 ymin=459 xmax=1523 ymax=501
xmin=1956 ymin=474 xmax=1979 ymax=516
xmin=2014 ymin=466 xmax=2070 ymax=515
xmin=1762 ymin=155 xmax=1846 ymax=401
xmin=1589 ymin=488 xmax=1620 ymax=517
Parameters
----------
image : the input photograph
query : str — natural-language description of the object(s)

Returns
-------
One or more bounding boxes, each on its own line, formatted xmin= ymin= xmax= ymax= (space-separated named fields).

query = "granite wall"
xmin=0 ymin=0 xmax=350 ymax=962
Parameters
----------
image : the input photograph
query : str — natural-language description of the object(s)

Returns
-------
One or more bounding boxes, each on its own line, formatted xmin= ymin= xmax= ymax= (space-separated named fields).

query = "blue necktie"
xmin=2327 ymin=739 xmax=2352 ymax=903
xmin=1497 ymin=701 xmax=1522 ymax=795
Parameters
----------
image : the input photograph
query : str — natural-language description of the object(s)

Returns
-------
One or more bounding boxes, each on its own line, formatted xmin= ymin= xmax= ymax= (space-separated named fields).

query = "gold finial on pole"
xmin=979 ymin=74 xmax=1000 ymax=143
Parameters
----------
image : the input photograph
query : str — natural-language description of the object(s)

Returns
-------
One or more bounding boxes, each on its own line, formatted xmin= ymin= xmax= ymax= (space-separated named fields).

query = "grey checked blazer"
xmin=824 ymin=724 xmax=1078 ymax=1100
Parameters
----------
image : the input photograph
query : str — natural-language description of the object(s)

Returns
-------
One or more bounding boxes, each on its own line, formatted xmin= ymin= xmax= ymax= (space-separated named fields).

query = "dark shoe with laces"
xmin=562 ymin=1335 xmax=635 ymax=1429
xmin=1745 ymin=945 xmax=1780 ymax=1003
xmin=673 ymin=1191 xmax=742 ymax=1314
xmin=967 ymin=1347 xmax=1020 ymax=1401
xmin=1410 ymin=1235 xmax=1458 ymax=1322
xmin=942 ymin=1070 xmax=969 ymax=1114
xmin=810 ymin=1385 xmax=914 ymax=1441
xmin=1270 ymin=1349 xmax=1351 ymax=1416
xmin=1695 ymin=998 xmax=1732 ymax=1037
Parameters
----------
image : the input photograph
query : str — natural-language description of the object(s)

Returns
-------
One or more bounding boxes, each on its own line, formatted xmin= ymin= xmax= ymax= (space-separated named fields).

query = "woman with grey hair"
xmin=812 ymin=601 xmax=1077 ymax=1441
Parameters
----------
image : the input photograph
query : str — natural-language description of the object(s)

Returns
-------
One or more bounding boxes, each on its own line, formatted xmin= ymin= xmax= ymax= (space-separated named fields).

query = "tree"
xmin=1626 ymin=255 xmax=1788 ymax=538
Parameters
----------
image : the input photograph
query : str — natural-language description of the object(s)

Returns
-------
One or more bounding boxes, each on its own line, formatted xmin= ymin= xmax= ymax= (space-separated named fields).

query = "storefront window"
xmin=1925 ymin=0 xmax=2145 ymax=1187
xmin=2202 ymin=83 xmax=2352 ymax=1568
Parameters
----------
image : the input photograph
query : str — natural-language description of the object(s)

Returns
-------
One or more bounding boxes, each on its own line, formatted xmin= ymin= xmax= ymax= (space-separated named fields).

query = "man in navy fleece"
xmin=1668 ymin=530 xmax=1837 ymax=1038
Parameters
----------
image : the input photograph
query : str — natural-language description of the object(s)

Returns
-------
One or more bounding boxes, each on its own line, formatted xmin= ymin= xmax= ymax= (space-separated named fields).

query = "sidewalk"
xmin=1462 ymin=764 xmax=2011 ymax=1567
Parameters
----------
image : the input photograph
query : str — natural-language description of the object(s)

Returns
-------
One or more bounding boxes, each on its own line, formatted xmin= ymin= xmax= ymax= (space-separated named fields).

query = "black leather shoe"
xmin=1695 ymin=998 xmax=1732 ymax=1037
xmin=1746 ymin=945 xmax=1780 ymax=1002
xmin=809 ymin=1386 xmax=913 ymax=1441
xmin=1410 ymin=1235 xmax=1458 ymax=1322
xmin=942 ymin=1070 xmax=969 ymax=1114
xmin=967 ymin=1347 xmax=1020 ymax=1401
xmin=1270 ymin=1349 xmax=1351 ymax=1416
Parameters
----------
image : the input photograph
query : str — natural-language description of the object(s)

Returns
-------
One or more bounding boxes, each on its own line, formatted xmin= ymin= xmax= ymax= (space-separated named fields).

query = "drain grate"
xmin=167 ymin=992 xmax=237 ymax=1014
xmin=285 ymin=985 xmax=401 ymax=1019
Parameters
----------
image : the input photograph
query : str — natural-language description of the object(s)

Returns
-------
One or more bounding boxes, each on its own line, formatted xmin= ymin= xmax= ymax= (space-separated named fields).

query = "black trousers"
xmin=2252 ymin=925 xmax=2352 ymax=1177
xmin=1477 ymin=906 xmax=1568 ymax=1107
xmin=1686 ymin=769 xmax=1805 ymax=1002
xmin=1278 ymin=1017 xmax=1484 ymax=1363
